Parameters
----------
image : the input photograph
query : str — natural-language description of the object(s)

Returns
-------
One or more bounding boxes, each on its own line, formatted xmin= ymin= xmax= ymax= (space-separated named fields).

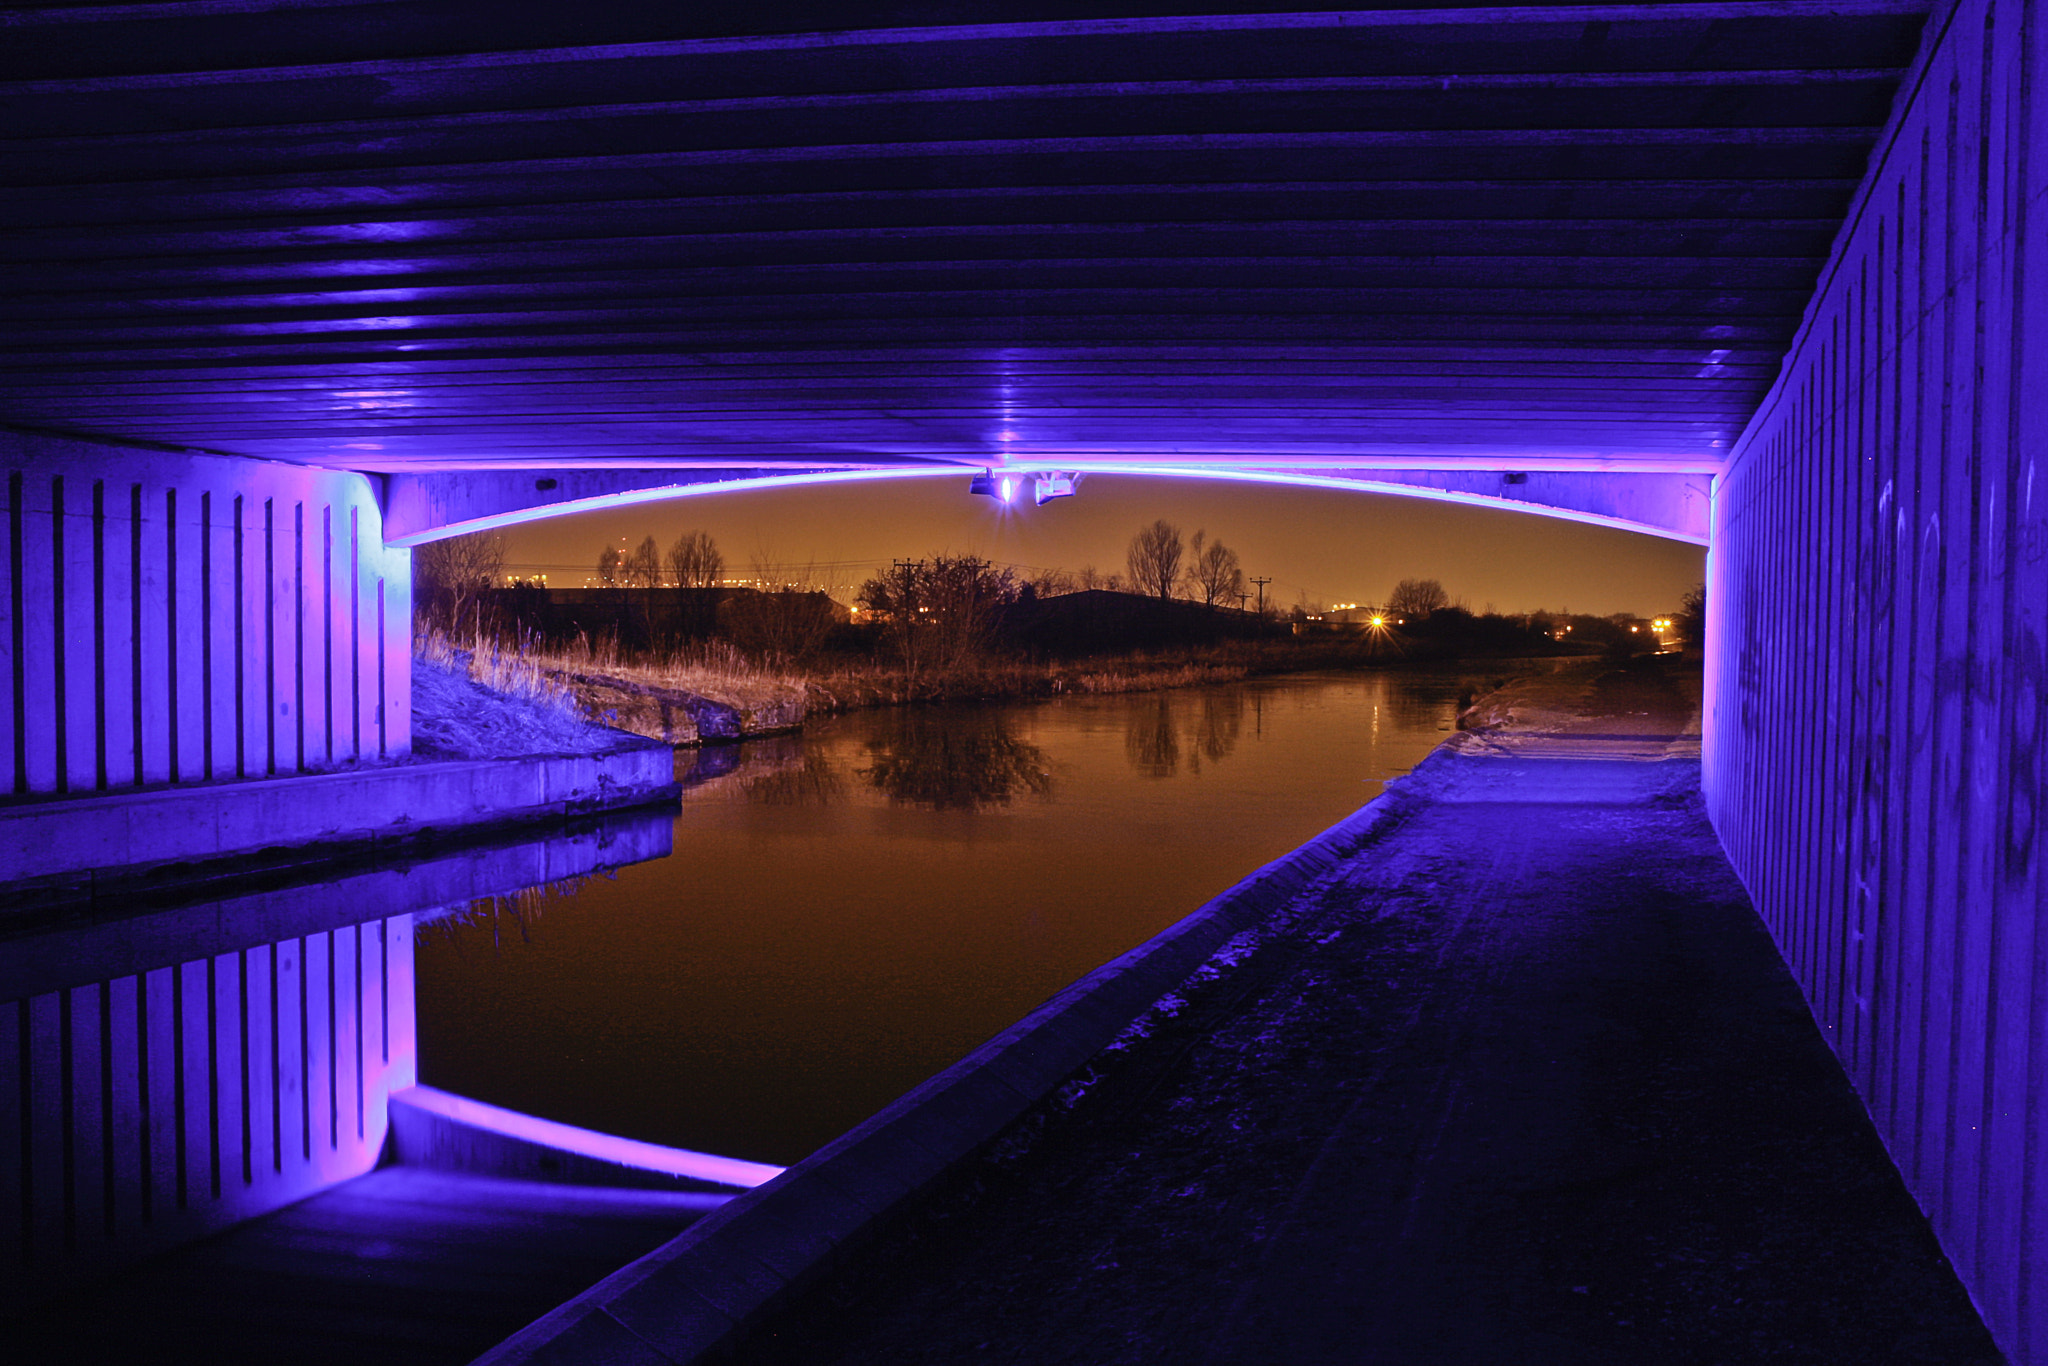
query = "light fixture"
xmin=972 ymin=470 xmax=1078 ymax=505
xmin=1033 ymin=472 xmax=1081 ymax=505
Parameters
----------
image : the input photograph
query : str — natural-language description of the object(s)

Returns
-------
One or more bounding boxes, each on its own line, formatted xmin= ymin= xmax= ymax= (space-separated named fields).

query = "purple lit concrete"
xmin=0 ymin=805 xmax=676 ymax=1003
xmin=4 ymin=1166 xmax=728 ymax=1365
xmin=3 ymin=4 xmax=1923 ymax=481
xmin=1704 ymin=0 xmax=2048 ymax=1358
xmin=3 ymin=807 xmax=683 ymax=1315
xmin=9 ymin=2 xmax=2044 ymax=1359
xmin=1 ymin=431 xmax=411 ymax=798
xmin=0 ymin=741 xmax=676 ymax=887
xmin=391 ymin=1085 xmax=784 ymax=1191
xmin=1 ymin=913 xmax=417 ymax=1315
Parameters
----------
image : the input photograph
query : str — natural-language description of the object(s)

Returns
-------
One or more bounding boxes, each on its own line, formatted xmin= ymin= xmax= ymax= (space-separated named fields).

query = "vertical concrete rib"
xmin=127 ymin=484 xmax=143 ymax=787
xmin=5 ymin=472 xmax=21 ymax=796
xmin=1706 ymin=0 xmax=2046 ymax=1354
xmin=90 ymin=482 xmax=105 ymax=791
xmin=0 ymin=436 xmax=408 ymax=797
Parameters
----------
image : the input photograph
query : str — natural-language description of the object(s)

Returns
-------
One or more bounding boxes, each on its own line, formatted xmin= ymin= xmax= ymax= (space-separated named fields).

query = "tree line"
xmin=594 ymin=531 xmax=723 ymax=589
xmin=1123 ymin=519 xmax=1247 ymax=607
xmin=415 ymin=525 xmax=1697 ymax=671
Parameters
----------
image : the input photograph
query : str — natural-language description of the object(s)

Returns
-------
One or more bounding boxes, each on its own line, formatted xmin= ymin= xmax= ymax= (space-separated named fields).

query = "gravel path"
xmin=728 ymin=659 xmax=1998 ymax=1365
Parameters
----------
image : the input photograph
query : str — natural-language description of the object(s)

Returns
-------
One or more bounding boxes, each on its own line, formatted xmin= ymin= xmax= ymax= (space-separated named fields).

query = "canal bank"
xmin=483 ymin=656 xmax=1998 ymax=1365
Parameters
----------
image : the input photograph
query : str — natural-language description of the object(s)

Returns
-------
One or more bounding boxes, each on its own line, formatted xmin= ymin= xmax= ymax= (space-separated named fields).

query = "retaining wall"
xmin=1703 ymin=0 xmax=2048 ymax=1357
xmin=1 ymin=431 xmax=411 ymax=798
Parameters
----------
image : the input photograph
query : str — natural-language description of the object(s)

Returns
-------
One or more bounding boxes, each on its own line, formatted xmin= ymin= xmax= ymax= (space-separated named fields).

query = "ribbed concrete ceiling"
xmin=0 ymin=1 xmax=1930 ymax=476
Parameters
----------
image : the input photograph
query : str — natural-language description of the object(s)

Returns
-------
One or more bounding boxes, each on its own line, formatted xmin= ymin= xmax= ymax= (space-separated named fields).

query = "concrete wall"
xmin=1 ymin=431 xmax=410 ymax=796
xmin=0 ymin=914 xmax=417 ymax=1314
xmin=1703 ymin=0 xmax=2046 ymax=1357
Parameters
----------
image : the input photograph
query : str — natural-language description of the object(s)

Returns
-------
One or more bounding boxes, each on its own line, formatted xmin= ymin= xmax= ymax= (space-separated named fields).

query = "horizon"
xmin=488 ymin=473 xmax=1706 ymax=620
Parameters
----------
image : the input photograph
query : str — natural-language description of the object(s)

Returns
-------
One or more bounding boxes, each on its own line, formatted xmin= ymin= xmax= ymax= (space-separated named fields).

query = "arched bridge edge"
xmin=383 ymin=465 xmax=1713 ymax=547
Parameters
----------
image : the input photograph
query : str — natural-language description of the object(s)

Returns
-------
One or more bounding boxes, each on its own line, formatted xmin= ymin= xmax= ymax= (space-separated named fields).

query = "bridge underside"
xmin=6 ymin=2 xmax=2048 ymax=1362
xmin=2 ymin=2 xmax=1925 ymax=535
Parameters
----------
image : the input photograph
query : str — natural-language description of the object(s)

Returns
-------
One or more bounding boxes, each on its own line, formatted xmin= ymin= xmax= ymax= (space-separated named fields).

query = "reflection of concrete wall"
xmin=1704 ymin=2 xmax=2046 ymax=1359
xmin=0 ymin=806 xmax=674 ymax=1312
xmin=1 ymin=915 xmax=416 ymax=1313
xmin=1 ymin=431 xmax=410 ymax=797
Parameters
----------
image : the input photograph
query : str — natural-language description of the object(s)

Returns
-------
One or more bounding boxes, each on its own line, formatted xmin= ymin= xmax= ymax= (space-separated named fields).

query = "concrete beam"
xmin=386 ymin=463 xmax=1711 ymax=545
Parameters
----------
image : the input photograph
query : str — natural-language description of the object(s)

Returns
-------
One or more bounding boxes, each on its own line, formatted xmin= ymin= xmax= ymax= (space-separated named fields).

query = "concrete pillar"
xmin=1704 ymin=0 xmax=2048 ymax=1357
xmin=0 ymin=432 xmax=410 ymax=797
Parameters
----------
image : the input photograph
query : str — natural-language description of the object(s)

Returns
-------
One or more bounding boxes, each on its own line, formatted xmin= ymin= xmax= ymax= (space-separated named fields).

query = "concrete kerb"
xmin=474 ymin=767 xmax=1436 ymax=1366
xmin=0 ymin=739 xmax=677 ymax=892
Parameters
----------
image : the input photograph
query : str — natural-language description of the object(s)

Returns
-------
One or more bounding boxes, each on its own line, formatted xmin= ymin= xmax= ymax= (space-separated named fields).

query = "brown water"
xmin=414 ymin=669 xmax=1484 ymax=1166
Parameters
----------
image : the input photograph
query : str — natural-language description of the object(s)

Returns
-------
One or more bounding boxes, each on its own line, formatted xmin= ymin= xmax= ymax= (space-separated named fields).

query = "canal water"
xmin=415 ymin=669 xmax=1492 ymax=1167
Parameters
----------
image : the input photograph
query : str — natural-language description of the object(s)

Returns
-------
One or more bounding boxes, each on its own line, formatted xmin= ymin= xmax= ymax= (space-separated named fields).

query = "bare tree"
xmin=857 ymin=555 xmax=1019 ymax=672
xmin=1183 ymin=530 xmax=1244 ymax=608
xmin=1027 ymin=566 xmax=1078 ymax=598
xmin=1386 ymin=577 xmax=1449 ymax=617
xmin=1126 ymin=519 xmax=1184 ymax=601
xmin=596 ymin=544 xmax=623 ymax=587
xmin=414 ymin=530 xmax=504 ymax=634
xmin=665 ymin=530 xmax=724 ymax=588
xmin=624 ymin=535 xmax=661 ymax=590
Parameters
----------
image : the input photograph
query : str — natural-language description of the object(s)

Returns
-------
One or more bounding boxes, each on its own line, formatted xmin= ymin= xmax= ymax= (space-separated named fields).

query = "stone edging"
xmin=0 ymin=741 xmax=677 ymax=890
xmin=473 ymin=768 xmax=1435 ymax=1365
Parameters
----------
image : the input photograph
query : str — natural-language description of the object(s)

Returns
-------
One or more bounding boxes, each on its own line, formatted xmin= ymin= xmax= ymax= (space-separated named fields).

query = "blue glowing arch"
xmin=384 ymin=464 xmax=1711 ymax=547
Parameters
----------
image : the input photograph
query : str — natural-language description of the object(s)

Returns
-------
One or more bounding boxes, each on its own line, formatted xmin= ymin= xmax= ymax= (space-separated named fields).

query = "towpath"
xmin=731 ymin=658 xmax=1998 ymax=1365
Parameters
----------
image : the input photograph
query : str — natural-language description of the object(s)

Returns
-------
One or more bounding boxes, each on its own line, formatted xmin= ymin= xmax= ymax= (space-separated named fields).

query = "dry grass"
xmin=416 ymin=629 xmax=581 ymax=710
xmin=426 ymin=626 xmax=1579 ymax=732
xmin=494 ymin=633 xmax=807 ymax=715
xmin=798 ymin=654 xmax=1255 ymax=712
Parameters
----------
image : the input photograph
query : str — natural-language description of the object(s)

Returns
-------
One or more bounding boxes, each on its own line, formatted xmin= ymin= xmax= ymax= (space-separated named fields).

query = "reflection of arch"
xmin=384 ymin=463 xmax=1711 ymax=548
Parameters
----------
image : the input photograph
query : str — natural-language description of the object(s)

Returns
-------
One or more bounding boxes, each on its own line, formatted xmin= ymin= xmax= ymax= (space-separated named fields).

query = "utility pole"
xmin=1250 ymin=576 xmax=1272 ymax=615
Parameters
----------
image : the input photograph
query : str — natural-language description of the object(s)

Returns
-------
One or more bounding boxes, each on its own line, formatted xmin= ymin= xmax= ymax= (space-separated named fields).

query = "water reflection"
xmin=1196 ymin=689 xmax=1245 ymax=765
xmin=1 ymin=811 xmax=678 ymax=1312
xmin=861 ymin=709 xmax=1053 ymax=810
xmin=416 ymin=671 xmax=1472 ymax=1165
xmin=420 ymin=876 xmax=596 ymax=954
xmin=1124 ymin=689 xmax=1246 ymax=777
xmin=743 ymin=750 xmax=846 ymax=806
xmin=1126 ymin=695 xmax=1181 ymax=776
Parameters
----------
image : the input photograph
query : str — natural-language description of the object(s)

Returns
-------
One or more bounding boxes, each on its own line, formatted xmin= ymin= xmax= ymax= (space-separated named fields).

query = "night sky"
xmin=497 ymin=473 xmax=1706 ymax=617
